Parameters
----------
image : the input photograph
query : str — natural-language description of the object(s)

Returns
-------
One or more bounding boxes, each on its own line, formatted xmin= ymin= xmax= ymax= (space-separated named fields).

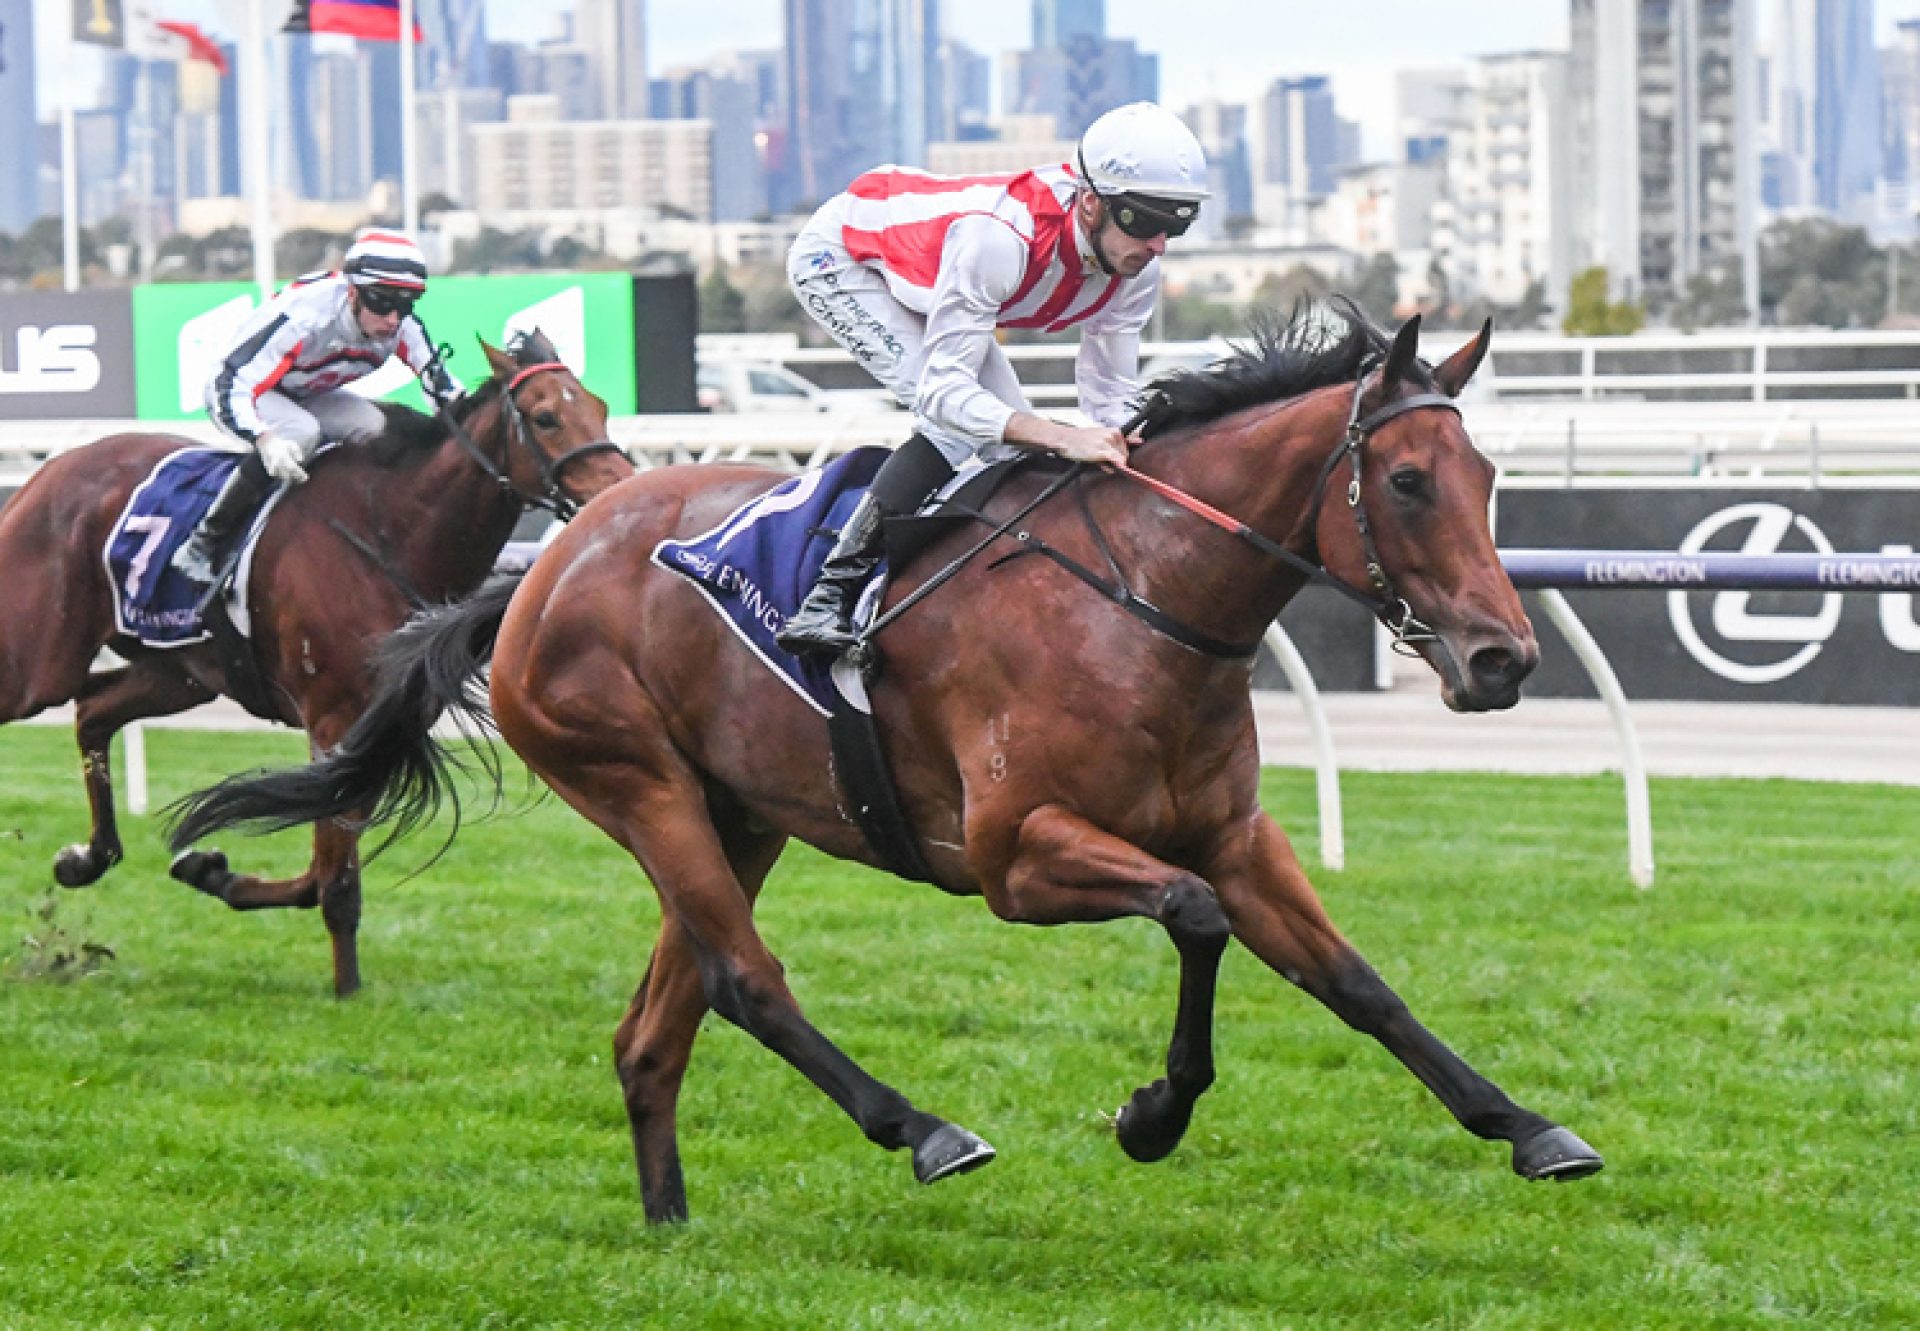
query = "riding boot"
xmin=775 ymin=494 xmax=888 ymax=658
xmin=170 ymin=455 xmax=274 ymax=589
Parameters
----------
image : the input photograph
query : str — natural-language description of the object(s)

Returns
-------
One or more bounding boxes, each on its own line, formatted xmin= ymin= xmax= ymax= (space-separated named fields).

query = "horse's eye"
xmin=1388 ymin=467 xmax=1426 ymax=498
xmin=534 ymin=411 xmax=561 ymax=430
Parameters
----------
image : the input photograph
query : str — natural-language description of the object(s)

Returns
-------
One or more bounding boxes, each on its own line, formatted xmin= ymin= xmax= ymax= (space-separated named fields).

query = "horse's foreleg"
xmin=58 ymin=665 xmax=214 ymax=888
xmin=614 ymin=820 xmax=784 ymax=1224
xmin=1215 ymin=815 xmax=1602 ymax=1181
xmin=991 ymin=805 xmax=1232 ymax=1164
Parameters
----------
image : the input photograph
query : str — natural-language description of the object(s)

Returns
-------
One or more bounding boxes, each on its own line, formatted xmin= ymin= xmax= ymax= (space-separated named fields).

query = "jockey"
xmin=775 ymin=100 xmax=1208 ymax=657
xmin=169 ymin=228 xmax=464 ymax=590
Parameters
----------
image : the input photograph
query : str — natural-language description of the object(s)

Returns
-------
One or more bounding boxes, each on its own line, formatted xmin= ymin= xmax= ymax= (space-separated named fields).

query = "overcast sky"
xmin=33 ymin=0 xmax=1920 ymax=157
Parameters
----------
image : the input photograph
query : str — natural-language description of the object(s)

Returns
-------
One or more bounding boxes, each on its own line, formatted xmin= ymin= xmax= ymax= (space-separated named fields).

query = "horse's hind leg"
xmin=173 ymin=817 xmax=366 ymax=997
xmin=992 ymin=805 xmax=1232 ymax=1163
xmin=57 ymin=664 xmax=214 ymax=888
xmin=542 ymin=754 xmax=991 ymax=1207
xmin=615 ymin=816 xmax=785 ymax=1223
xmin=1213 ymin=815 xmax=1603 ymax=1182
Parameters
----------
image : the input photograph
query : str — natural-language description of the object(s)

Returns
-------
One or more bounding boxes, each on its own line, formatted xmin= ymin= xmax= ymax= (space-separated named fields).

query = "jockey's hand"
xmin=1045 ymin=423 xmax=1130 ymax=467
xmin=257 ymin=432 xmax=308 ymax=486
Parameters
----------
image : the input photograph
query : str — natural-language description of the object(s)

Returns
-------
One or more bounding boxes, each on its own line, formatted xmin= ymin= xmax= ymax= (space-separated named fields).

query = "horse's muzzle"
xmin=1437 ymin=629 xmax=1538 ymax=713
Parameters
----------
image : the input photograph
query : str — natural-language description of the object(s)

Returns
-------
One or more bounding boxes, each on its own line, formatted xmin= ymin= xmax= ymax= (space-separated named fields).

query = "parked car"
xmin=697 ymin=360 xmax=898 ymax=414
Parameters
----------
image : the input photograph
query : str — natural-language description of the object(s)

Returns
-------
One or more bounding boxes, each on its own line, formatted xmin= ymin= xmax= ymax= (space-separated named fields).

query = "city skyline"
xmin=33 ymin=0 xmax=1920 ymax=159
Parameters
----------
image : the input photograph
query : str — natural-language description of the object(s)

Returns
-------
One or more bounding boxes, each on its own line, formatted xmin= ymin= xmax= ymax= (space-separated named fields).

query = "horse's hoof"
xmin=1114 ymin=1079 xmax=1194 ymax=1164
xmin=169 ymin=848 xmax=232 ymax=900
xmin=1512 ymin=1126 xmax=1604 ymax=1181
xmin=913 ymin=1123 xmax=996 ymax=1185
xmin=54 ymin=844 xmax=108 ymax=889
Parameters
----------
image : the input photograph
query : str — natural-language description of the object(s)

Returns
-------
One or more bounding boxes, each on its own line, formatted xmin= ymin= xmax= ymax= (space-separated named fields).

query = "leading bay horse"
xmin=172 ymin=308 xmax=1602 ymax=1219
xmin=0 ymin=332 xmax=633 ymax=996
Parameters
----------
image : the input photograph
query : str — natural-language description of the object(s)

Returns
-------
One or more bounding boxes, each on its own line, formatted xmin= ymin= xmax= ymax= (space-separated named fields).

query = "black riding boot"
xmin=170 ymin=454 xmax=274 ymax=589
xmin=776 ymin=494 xmax=888 ymax=658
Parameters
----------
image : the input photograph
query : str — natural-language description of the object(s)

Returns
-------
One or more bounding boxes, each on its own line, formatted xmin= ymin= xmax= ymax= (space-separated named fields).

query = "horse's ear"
xmin=1381 ymin=313 xmax=1422 ymax=391
xmin=480 ymin=337 xmax=516 ymax=381
xmin=1431 ymin=317 xmax=1493 ymax=398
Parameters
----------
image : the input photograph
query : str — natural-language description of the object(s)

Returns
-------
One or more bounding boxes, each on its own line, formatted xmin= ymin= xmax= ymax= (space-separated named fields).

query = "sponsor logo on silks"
xmin=0 ymin=325 xmax=103 ymax=395
xmin=808 ymin=249 xmax=835 ymax=272
xmin=1669 ymin=503 xmax=1840 ymax=685
xmin=176 ymin=295 xmax=257 ymax=412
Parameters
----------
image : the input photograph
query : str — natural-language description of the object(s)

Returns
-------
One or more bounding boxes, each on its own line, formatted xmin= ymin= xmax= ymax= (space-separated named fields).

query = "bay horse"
xmin=0 ymin=332 xmax=633 ymax=996
xmin=172 ymin=309 xmax=1602 ymax=1219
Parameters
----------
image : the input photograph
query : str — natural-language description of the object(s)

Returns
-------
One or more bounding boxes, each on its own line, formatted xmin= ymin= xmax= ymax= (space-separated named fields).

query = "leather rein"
xmin=433 ymin=358 xmax=625 ymax=522
xmin=1109 ymin=369 xmax=1457 ymax=656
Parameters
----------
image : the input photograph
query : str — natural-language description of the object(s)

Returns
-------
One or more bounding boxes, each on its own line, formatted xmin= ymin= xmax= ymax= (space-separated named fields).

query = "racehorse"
xmin=171 ymin=308 xmax=1603 ymax=1219
xmin=0 ymin=332 xmax=633 ymax=996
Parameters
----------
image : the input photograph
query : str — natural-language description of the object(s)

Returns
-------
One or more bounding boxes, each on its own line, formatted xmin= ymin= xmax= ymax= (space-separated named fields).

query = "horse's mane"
xmin=1140 ymin=301 xmax=1379 ymax=440
xmin=365 ymin=371 xmax=507 ymax=469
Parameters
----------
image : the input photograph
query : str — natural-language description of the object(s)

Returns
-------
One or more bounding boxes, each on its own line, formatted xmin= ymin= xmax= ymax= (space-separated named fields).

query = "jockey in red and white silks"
xmin=775 ymin=101 xmax=1209 ymax=658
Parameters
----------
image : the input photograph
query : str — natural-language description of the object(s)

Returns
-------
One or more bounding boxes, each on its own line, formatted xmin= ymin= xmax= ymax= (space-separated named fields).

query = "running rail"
xmin=122 ymin=548 xmax=1914 ymax=893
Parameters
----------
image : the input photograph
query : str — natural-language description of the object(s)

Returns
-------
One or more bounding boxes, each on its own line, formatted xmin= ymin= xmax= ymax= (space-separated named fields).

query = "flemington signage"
xmin=0 ymin=290 xmax=137 ymax=419
xmin=1501 ymin=490 xmax=1920 ymax=706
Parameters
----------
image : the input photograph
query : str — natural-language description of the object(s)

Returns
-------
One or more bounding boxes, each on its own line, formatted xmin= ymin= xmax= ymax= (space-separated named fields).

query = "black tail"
xmin=167 ymin=574 xmax=525 ymax=856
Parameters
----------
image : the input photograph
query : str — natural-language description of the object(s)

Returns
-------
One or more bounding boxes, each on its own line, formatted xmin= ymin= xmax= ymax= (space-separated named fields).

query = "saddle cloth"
xmin=651 ymin=447 xmax=890 ymax=716
xmin=104 ymin=447 xmax=282 ymax=647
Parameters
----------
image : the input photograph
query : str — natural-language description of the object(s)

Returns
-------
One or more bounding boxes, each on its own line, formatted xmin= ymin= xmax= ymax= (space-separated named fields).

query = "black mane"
xmin=366 ymin=371 xmax=506 ymax=468
xmin=1140 ymin=304 xmax=1375 ymax=440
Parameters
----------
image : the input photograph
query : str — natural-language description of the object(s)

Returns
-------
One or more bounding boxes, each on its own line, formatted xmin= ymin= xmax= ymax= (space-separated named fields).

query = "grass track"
xmin=2 ymin=725 xmax=1917 ymax=1328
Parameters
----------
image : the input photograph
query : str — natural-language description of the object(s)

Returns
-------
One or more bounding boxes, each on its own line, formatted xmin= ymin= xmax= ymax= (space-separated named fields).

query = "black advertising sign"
xmin=0 ymin=289 xmax=137 ymax=419
xmin=1499 ymin=489 xmax=1920 ymax=706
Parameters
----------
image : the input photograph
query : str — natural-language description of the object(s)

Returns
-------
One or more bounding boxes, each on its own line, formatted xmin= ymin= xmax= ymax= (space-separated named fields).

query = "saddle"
xmin=653 ymin=447 xmax=1052 ymax=880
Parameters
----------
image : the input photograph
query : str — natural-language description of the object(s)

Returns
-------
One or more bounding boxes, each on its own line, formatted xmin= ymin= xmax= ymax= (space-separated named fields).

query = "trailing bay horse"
xmin=172 ymin=309 xmax=1602 ymax=1218
xmin=0 ymin=332 xmax=633 ymax=996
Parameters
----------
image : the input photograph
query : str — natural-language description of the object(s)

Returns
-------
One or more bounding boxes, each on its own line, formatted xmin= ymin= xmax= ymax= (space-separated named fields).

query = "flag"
xmin=144 ymin=20 xmax=231 ymax=73
xmin=283 ymin=0 xmax=423 ymax=42
xmin=73 ymin=0 xmax=128 ymax=48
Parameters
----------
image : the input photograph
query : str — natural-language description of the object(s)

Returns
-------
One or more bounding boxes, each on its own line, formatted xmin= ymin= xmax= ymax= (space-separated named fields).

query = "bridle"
xmin=437 ymin=359 xmax=625 ymax=522
xmin=1113 ymin=359 xmax=1457 ymax=656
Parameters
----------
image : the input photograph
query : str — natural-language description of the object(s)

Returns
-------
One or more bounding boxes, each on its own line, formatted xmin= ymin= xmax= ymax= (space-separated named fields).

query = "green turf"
xmin=2 ymin=724 xmax=1916 ymax=1328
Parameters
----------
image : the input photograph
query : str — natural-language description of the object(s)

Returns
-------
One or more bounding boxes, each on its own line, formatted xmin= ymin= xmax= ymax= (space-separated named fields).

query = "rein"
xmin=426 ymin=356 xmax=624 ymax=522
xmin=1109 ymin=371 xmax=1459 ymax=655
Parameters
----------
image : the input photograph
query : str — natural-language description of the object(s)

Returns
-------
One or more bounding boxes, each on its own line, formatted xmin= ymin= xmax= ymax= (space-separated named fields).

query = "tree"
xmin=1248 ymin=264 xmax=1332 ymax=316
xmin=278 ymin=228 xmax=349 ymax=276
xmin=1671 ymin=267 xmax=1748 ymax=331
xmin=1158 ymin=291 xmax=1244 ymax=341
xmin=699 ymin=266 xmax=748 ymax=334
xmin=1561 ymin=266 xmax=1645 ymax=336
xmin=1346 ymin=252 xmax=1400 ymax=325
xmin=1759 ymin=218 xmax=1883 ymax=327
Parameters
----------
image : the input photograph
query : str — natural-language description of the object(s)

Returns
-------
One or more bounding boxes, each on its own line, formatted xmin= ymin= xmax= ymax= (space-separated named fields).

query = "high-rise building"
xmin=653 ymin=61 xmax=767 ymax=221
xmin=0 ymin=0 xmax=37 ymax=232
xmin=1769 ymin=0 xmax=1880 ymax=219
xmin=1180 ymin=99 xmax=1252 ymax=236
xmin=1004 ymin=37 xmax=1157 ymax=140
xmin=784 ymin=0 xmax=940 ymax=206
xmin=470 ymin=99 xmax=711 ymax=217
xmin=1032 ymin=0 xmax=1104 ymax=48
xmin=1885 ymin=21 xmax=1920 ymax=197
xmin=575 ymin=0 xmax=648 ymax=119
xmin=276 ymin=36 xmax=322 ymax=200
xmin=1569 ymin=0 xmax=1757 ymax=308
xmin=1429 ymin=51 xmax=1574 ymax=307
xmin=936 ymin=38 xmax=992 ymax=141
xmin=1248 ymin=74 xmax=1361 ymax=233
xmin=313 ymin=51 xmax=373 ymax=202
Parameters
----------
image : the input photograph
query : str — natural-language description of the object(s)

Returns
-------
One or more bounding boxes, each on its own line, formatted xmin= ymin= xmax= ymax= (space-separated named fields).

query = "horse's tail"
xmin=167 ymin=574 xmax=525 ymax=857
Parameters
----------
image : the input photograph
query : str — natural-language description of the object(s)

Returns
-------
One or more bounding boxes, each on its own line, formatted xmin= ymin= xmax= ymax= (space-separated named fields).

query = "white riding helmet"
xmin=1077 ymin=101 xmax=1210 ymax=237
xmin=342 ymin=229 xmax=429 ymax=292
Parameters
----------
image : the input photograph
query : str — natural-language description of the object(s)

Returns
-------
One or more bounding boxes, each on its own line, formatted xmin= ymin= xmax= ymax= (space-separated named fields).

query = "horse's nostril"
xmin=1470 ymin=645 xmax=1522 ymax=689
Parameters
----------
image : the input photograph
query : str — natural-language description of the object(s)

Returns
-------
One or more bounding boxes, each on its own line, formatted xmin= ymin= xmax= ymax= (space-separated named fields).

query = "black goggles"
xmin=358 ymin=286 xmax=419 ymax=317
xmin=1105 ymin=192 xmax=1199 ymax=240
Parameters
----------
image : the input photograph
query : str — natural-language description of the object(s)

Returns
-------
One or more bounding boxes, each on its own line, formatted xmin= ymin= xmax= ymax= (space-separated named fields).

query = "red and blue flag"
xmin=283 ymin=0 xmax=423 ymax=42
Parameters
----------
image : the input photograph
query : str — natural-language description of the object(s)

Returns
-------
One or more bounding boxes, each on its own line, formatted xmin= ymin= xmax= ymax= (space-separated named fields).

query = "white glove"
xmin=257 ymin=432 xmax=308 ymax=486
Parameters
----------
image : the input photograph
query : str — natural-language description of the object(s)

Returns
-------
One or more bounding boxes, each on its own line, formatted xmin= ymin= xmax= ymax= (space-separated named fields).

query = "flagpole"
xmin=242 ymin=0 xmax=275 ymax=296
xmin=401 ymin=0 xmax=417 ymax=233
xmin=61 ymin=34 xmax=80 ymax=290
